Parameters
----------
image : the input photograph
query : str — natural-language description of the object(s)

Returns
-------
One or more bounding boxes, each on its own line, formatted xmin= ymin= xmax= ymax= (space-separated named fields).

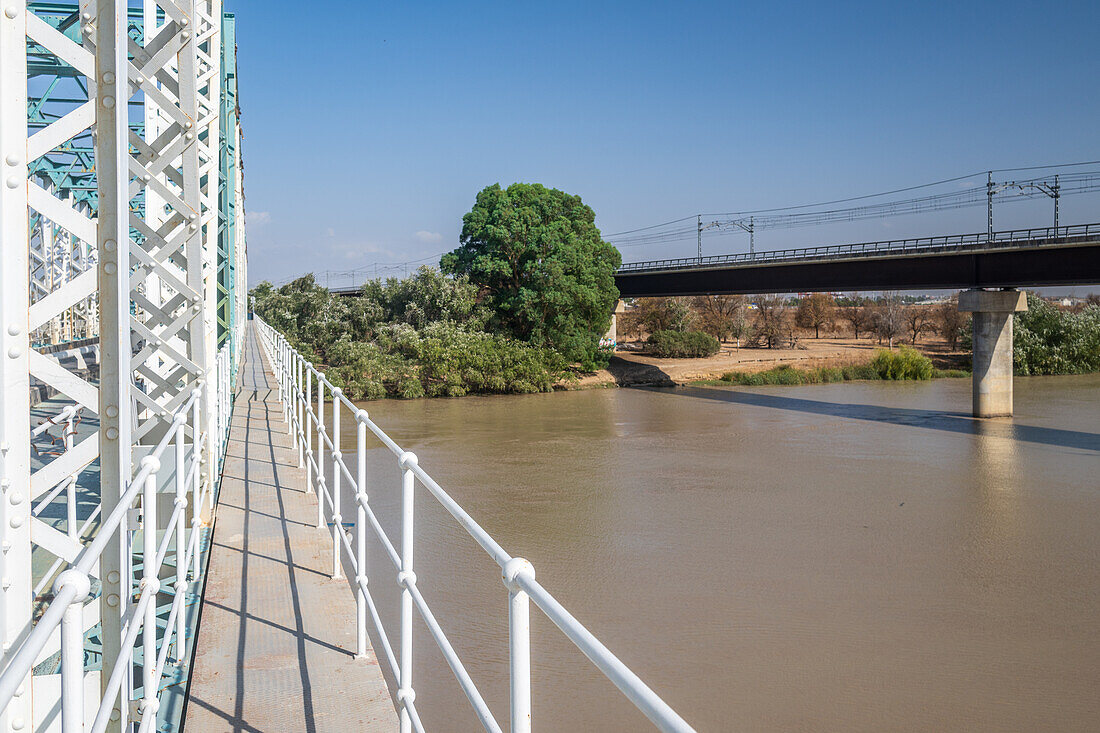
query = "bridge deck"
xmin=183 ymin=324 xmax=397 ymax=732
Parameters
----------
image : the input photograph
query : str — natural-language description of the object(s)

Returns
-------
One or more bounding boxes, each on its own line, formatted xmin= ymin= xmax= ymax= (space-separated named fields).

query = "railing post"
xmin=56 ymin=569 xmax=91 ymax=733
xmin=64 ymin=406 xmax=77 ymax=539
xmin=331 ymin=388 xmax=343 ymax=580
xmin=305 ymin=365 xmax=313 ymax=494
xmin=397 ymin=451 xmax=418 ymax=733
xmin=174 ymin=413 xmax=188 ymax=662
xmin=285 ymin=340 xmax=292 ymax=436
xmin=296 ymin=356 xmax=304 ymax=468
xmin=503 ymin=558 xmax=535 ymax=733
xmin=140 ymin=456 xmax=161 ymax=721
xmin=316 ymin=378 xmax=326 ymax=529
xmin=355 ymin=411 xmax=369 ymax=659
xmin=191 ymin=386 xmax=203 ymax=580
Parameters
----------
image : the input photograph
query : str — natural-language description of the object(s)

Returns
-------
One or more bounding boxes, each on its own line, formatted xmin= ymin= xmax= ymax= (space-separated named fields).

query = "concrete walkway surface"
xmin=183 ymin=324 xmax=397 ymax=732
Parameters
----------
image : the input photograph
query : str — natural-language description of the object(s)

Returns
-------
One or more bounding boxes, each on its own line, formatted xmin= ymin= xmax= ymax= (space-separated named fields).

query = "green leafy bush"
xmin=250 ymin=268 xmax=567 ymax=400
xmin=1013 ymin=294 xmax=1100 ymax=375
xmin=870 ymin=346 xmax=933 ymax=380
xmin=647 ymin=330 xmax=721 ymax=358
xmin=718 ymin=356 xmax=955 ymax=386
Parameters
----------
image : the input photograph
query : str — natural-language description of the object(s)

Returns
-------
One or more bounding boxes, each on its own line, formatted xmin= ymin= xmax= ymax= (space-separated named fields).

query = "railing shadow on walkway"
xmin=184 ymin=327 xmax=327 ymax=733
xmin=644 ymin=385 xmax=1100 ymax=453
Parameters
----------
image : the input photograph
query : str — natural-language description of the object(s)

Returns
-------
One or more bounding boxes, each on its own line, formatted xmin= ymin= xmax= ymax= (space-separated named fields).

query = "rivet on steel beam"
xmin=5 ymin=176 xmax=19 ymax=188
xmin=104 ymin=262 xmax=116 ymax=274
xmin=10 ymin=715 xmax=25 ymax=729
xmin=7 ymin=346 xmax=22 ymax=359
xmin=107 ymin=570 xmax=120 ymax=584
xmin=6 ymin=324 xmax=20 ymax=336
xmin=102 ymin=96 xmax=115 ymax=109
xmin=104 ymin=238 xmax=116 ymax=252
xmin=106 ymin=405 xmax=119 ymax=418
xmin=105 ymin=428 xmax=119 ymax=440
xmin=102 ymin=71 xmax=115 ymax=84
xmin=105 ymin=593 xmax=119 ymax=608
xmin=4 ymin=154 xmax=18 ymax=166
xmin=4 ymin=7 xmax=18 ymax=19
xmin=8 ymin=492 xmax=22 ymax=505
xmin=9 ymin=516 xmax=23 ymax=529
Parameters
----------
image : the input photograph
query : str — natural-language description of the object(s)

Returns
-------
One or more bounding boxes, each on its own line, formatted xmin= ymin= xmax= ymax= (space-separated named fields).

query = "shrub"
xmin=870 ymin=346 xmax=933 ymax=380
xmin=647 ymin=330 xmax=721 ymax=358
xmin=1013 ymin=294 xmax=1100 ymax=375
xmin=717 ymin=357 xmax=947 ymax=386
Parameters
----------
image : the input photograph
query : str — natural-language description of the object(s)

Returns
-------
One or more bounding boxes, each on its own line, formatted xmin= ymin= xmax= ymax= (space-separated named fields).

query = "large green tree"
xmin=441 ymin=183 xmax=621 ymax=368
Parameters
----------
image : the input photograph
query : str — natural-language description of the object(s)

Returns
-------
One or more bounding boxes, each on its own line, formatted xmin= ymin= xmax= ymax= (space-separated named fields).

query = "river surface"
xmin=330 ymin=375 xmax=1100 ymax=732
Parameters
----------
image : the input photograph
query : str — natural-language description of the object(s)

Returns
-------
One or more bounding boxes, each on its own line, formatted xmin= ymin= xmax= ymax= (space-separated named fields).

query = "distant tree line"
xmin=619 ymin=292 xmax=969 ymax=351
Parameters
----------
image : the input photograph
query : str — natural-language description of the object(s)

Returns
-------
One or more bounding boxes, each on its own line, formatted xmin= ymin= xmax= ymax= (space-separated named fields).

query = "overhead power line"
xmin=606 ymin=164 xmax=1100 ymax=253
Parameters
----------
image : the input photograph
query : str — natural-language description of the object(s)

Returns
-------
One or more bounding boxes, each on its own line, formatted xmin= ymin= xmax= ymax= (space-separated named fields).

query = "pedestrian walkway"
xmin=183 ymin=324 xmax=397 ymax=732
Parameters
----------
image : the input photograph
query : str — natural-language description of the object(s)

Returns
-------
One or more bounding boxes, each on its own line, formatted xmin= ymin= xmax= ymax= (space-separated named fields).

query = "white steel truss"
xmin=0 ymin=1 xmax=246 ymax=730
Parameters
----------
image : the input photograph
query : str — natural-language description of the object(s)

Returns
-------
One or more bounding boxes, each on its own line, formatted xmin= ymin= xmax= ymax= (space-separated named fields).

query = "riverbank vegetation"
xmin=251 ymin=183 xmax=621 ymax=399
xmin=713 ymin=348 xmax=965 ymax=387
xmin=251 ymin=269 xmax=569 ymax=399
xmin=647 ymin=330 xmax=721 ymax=358
xmin=1011 ymin=293 xmax=1100 ymax=375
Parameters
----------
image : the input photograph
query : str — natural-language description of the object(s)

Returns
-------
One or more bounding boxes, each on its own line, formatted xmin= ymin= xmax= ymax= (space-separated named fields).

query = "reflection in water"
xmin=331 ymin=374 xmax=1100 ymax=732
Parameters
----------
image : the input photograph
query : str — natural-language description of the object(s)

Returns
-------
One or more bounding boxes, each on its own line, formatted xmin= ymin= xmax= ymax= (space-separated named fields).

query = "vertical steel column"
xmin=198 ymin=0 xmax=222 ymax=501
xmin=398 ymin=451 xmax=419 ymax=733
xmin=97 ymin=3 xmax=133 ymax=728
xmin=0 ymin=4 xmax=31 ymax=731
xmin=331 ymin=389 xmax=343 ymax=580
xmin=354 ymin=411 xmax=369 ymax=659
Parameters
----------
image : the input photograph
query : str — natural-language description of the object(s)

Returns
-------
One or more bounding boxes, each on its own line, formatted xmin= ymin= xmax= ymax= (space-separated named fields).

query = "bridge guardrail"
xmin=616 ymin=222 xmax=1100 ymax=274
xmin=254 ymin=317 xmax=696 ymax=733
xmin=0 ymin=341 xmax=238 ymax=732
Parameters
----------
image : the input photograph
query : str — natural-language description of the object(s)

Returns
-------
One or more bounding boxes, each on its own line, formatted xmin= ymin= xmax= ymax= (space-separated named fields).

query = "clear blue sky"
xmin=233 ymin=0 xmax=1100 ymax=286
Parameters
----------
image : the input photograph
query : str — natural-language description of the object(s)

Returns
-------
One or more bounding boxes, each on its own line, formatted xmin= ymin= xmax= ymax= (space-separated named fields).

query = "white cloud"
xmin=248 ymin=210 xmax=271 ymax=225
xmin=413 ymin=230 xmax=443 ymax=243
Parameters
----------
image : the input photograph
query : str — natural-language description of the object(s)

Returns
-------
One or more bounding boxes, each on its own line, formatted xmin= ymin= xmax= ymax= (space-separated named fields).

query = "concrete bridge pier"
xmin=959 ymin=289 xmax=1027 ymax=418
xmin=605 ymin=299 xmax=627 ymax=343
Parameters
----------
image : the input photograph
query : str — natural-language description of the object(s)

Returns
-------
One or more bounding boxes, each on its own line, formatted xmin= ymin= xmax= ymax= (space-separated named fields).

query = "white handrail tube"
xmin=253 ymin=317 xmax=696 ymax=733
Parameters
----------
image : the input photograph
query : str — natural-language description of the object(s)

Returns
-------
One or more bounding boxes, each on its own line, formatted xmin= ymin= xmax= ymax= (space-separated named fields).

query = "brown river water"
xmin=325 ymin=374 xmax=1100 ymax=732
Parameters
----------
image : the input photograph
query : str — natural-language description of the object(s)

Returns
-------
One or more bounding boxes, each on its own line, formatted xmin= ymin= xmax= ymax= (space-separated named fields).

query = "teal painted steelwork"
xmin=217 ymin=13 xmax=240 ymax=371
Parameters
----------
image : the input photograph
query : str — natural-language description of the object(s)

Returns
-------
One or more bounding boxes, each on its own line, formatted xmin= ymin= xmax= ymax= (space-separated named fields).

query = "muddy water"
xmin=331 ymin=375 xmax=1100 ymax=732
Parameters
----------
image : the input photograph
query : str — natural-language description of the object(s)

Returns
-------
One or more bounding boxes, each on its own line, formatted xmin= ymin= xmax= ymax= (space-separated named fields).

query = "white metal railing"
xmin=254 ymin=316 xmax=695 ymax=733
xmin=0 ymin=341 xmax=238 ymax=733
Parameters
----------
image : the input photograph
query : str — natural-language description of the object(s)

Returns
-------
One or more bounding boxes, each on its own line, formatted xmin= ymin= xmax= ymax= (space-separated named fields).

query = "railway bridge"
xmin=613 ymin=225 xmax=1100 ymax=417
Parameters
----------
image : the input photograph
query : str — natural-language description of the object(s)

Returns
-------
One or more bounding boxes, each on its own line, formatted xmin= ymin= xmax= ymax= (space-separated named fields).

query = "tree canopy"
xmin=441 ymin=183 xmax=621 ymax=369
